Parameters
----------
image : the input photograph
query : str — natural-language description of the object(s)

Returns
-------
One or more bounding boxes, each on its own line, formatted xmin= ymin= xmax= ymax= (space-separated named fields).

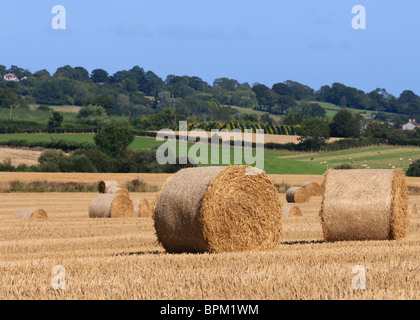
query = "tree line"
xmin=1 ymin=64 xmax=419 ymax=123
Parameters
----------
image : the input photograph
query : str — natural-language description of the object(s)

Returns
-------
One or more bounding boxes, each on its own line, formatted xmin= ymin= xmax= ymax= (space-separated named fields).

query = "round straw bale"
xmin=282 ymin=206 xmax=303 ymax=217
xmin=98 ymin=180 xmax=119 ymax=193
xmin=89 ymin=194 xmax=134 ymax=218
xmin=321 ymin=169 xmax=410 ymax=242
xmin=302 ymin=182 xmax=323 ymax=196
xmin=14 ymin=208 xmax=48 ymax=220
xmin=286 ymin=187 xmax=310 ymax=203
xmin=139 ymin=199 xmax=153 ymax=218
xmin=154 ymin=166 xmax=282 ymax=253
xmin=409 ymin=203 xmax=418 ymax=215
xmin=106 ymin=185 xmax=129 ymax=195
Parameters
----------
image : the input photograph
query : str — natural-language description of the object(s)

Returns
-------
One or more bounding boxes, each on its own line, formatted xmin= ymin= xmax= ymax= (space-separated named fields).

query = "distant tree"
xmin=213 ymin=78 xmax=239 ymax=91
xmin=299 ymin=103 xmax=326 ymax=118
xmin=329 ymin=109 xmax=361 ymax=138
xmin=77 ymin=105 xmax=107 ymax=125
xmin=365 ymin=122 xmax=390 ymax=140
xmin=276 ymin=95 xmax=296 ymax=114
xmin=33 ymin=69 xmax=52 ymax=79
xmin=272 ymin=83 xmax=292 ymax=96
xmin=260 ymin=113 xmax=274 ymax=124
xmin=252 ymin=84 xmax=279 ymax=108
xmin=48 ymin=111 xmax=64 ymax=128
xmin=407 ymin=160 xmax=420 ymax=177
xmin=94 ymin=124 xmax=134 ymax=158
xmin=90 ymin=69 xmax=109 ymax=83
xmin=0 ymin=88 xmax=19 ymax=109
xmin=283 ymin=113 xmax=304 ymax=126
xmin=298 ymin=118 xmax=331 ymax=151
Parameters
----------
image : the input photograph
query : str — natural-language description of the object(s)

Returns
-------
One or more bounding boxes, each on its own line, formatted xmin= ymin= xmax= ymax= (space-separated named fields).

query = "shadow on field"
xmin=114 ymin=250 xmax=163 ymax=256
xmin=281 ymin=240 xmax=324 ymax=246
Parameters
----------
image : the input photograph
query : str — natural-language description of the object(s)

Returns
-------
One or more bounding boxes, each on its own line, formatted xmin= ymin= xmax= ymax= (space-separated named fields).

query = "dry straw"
xmin=321 ymin=169 xmax=410 ymax=242
xmin=89 ymin=194 xmax=134 ymax=218
xmin=98 ymin=180 xmax=118 ymax=193
xmin=286 ymin=187 xmax=310 ymax=203
xmin=133 ymin=199 xmax=154 ymax=218
xmin=154 ymin=166 xmax=282 ymax=253
xmin=14 ymin=208 xmax=48 ymax=220
xmin=409 ymin=203 xmax=418 ymax=215
xmin=302 ymin=182 xmax=323 ymax=196
xmin=282 ymin=206 xmax=303 ymax=217
xmin=106 ymin=185 xmax=129 ymax=196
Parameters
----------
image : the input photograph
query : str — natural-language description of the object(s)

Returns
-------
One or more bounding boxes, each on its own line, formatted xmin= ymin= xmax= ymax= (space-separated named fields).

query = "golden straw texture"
xmin=302 ymin=182 xmax=323 ymax=196
xmin=89 ymin=194 xmax=134 ymax=218
xmin=154 ymin=166 xmax=282 ymax=253
xmin=321 ymin=169 xmax=410 ymax=242
xmin=282 ymin=206 xmax=303 ymax=217
xmin=286 ymin=187 xmax=310 ymax=203
xmin=14 ymin=208 xmax=48 ymax=219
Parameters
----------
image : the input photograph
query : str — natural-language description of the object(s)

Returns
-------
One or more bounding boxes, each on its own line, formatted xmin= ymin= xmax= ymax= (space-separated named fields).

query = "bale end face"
xmin=302 ymin=182 xmax=323 ymax=197
xmin=286 ymin=187 xmax=310 ymax=203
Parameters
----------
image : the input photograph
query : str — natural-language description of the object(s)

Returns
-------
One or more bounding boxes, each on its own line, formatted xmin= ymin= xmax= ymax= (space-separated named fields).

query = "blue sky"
xmin=1 ymin=0 xmax=419 ymax=96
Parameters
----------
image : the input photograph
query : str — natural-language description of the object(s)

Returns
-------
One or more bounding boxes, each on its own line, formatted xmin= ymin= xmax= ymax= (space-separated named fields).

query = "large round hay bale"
xmin=98 ymin=180 xmax=118 ymax=193
xmin=106 ymin=185 xmax=129 ymax=196
xmin=302 ymin=182 xmax=323 ymax=196
xmin=282 ymin=206 xmax=303 ymax=217
xmin=154 ymin=166 xmax=282 ymax=253
xmin=409 ymin=203 xmax=418 ymax=215
xmin=321 ymin=169 xmax=410 ymax=242
xmin=14 ymin=208 xmax=48 ymax=220
xmin=286 ymin=187 xmax=310 ymax=203
xmin=89 ymin=194 xmax=134 ymax=218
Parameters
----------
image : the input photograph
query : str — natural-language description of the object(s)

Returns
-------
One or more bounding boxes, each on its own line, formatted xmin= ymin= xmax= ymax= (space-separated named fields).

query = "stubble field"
xmin=0 ymin=173 xmax=419 ymax=300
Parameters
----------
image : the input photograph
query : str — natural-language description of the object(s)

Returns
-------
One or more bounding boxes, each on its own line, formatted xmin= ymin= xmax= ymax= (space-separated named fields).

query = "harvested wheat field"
xmin=1 ymin=176 xmax=420 ymax=299
xmin=0 ymin=147 xmax=43 ymax=167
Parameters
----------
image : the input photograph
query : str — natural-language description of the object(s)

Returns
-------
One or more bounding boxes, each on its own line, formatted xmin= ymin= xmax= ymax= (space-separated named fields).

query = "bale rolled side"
xmin=282 ymin=206 xmax=303 ymax=217
xmin=14 ymin=208 xmax=48 ymax=220
xmin=286 ymin=187 xmax=310 ymax=203
xmin=98 ymin=180 xmax=118 ymax=193
xmin=89 ymin=194 xmax=134 ymax=218
xmin=302 ymin=182 xmax=323 ymax=197
xmin=154 ymin=166 xmax=282 ymax=253
xmin=106 ymin=185 xmax=129 ymax=196
xmin=321 ymin=169 xmax=410 ymax=242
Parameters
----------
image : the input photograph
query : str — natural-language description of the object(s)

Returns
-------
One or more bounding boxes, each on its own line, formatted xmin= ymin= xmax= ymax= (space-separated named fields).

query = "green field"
xmin=0 ymin=108 xmax=77 ymax=124
xmin=1 ymin=133 xmax=418 ymax=174
xmin=302 ymin=101 xmax=398 ymax=119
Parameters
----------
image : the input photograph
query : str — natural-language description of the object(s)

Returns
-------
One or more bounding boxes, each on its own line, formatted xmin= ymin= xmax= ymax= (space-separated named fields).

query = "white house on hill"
xmin=4 ymin=73 xmax=19 ymax=82
xmin=402 ymin=120 xmax=419 ymax=131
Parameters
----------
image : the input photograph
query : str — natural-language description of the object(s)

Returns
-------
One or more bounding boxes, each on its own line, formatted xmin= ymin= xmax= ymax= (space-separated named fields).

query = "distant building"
xmin=4 ymin=73 xmax=19 ymax=82
xmin=402 ymin=119 xmax=419 ymax=131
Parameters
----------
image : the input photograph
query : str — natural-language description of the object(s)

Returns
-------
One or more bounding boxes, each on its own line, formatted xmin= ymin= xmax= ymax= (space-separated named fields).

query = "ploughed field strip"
xmin=0 ymin=188 xmax=419 ymax=299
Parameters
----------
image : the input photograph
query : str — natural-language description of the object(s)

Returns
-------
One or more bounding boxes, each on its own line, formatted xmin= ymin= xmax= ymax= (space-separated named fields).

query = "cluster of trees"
xmin=1 ymin=64 xmax=420 ymax=124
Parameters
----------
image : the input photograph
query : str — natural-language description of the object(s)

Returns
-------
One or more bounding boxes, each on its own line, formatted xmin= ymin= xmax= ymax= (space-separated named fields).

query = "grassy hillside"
xmin=1 ymin=133 xmax=419 ymax=174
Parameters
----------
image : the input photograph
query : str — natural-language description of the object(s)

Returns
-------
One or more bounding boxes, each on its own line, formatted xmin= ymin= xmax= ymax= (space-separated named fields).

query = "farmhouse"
xmin=402 ymin=119 xmax=419 ymax=131
xmin=4 ymin=73 xmax=19 ymax=82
